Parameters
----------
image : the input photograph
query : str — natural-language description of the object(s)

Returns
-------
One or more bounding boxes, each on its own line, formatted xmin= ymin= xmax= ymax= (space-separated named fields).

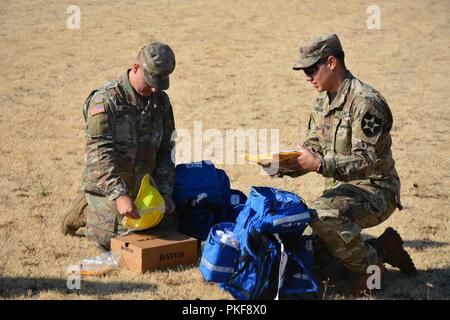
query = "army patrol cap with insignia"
xmin=293 ymin=34 xmax=342 ymax=70
xmin=141 ymin=42 xmax=176 ymax=90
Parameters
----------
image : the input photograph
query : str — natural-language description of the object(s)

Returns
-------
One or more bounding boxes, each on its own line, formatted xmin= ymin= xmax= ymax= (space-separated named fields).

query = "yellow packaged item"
xmin=79 ymin=264 xmax=115 ymax=277
xmin=122 ymin=174 xmax=166 ymax=231
xmin=244 ymin=150 xmax=302 ymax=166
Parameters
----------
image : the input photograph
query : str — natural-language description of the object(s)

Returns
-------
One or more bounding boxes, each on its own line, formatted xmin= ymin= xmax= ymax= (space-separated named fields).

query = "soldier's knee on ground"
xmin=85 ymin=193 xmax=127 ymax=251
xmin=308 ymin=187 xmax=389 ymax=273
xmin=86 ymin=224 xmax=114 ymax=251
xmin=309 ymin=211 xmax=370 ymax=273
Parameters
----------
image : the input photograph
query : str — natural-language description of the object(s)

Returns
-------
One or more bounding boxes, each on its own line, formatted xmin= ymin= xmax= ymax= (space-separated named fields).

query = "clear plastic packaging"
xmin=69 ymin=252 xmax=120 ymax=277
xmin=216 ymin=230 xmax=238 ymax=248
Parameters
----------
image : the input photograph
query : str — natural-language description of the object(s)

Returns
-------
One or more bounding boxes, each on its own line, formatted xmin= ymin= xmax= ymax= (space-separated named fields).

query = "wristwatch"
xmin=317 ymin=160 xmax=324 ymax=174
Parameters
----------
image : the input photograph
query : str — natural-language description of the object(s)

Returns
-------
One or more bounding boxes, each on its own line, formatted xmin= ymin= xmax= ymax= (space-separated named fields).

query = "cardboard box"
xmin=111 ymin=223 xmax=199 ymax=273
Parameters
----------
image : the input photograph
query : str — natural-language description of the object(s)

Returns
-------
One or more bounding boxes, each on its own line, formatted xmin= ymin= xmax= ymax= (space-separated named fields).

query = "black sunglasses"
xmin=303 ymin=57 xmax=328 ymax=76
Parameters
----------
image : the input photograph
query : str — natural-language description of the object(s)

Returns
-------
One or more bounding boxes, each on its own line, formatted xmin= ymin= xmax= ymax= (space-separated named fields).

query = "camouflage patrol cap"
xmin=141 ymin=42 xmax=176 ymax=90
xmin=292 ymin=34 xmax=342 ymax=70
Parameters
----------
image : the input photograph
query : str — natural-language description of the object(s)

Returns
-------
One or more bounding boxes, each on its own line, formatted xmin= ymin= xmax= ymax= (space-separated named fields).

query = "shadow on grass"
xmin=374 ymin=267 xmax=450 ymax=300
xmin=360 ymin=233 xmax=448 ymax=250
xmin=0 ymin=276 xmax=157 ymax=298
xmin=314 ymin=268 xmax=450 ymax=300
xmin=403 ymin=240 xmax=448 ymax=250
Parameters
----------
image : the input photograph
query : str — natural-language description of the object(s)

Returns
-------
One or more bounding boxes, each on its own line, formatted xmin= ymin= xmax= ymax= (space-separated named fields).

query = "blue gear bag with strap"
xmin=217 ymin=187 xmax=318 ymax=300
xmin=173 ymin=161 xmax=246 ymax=240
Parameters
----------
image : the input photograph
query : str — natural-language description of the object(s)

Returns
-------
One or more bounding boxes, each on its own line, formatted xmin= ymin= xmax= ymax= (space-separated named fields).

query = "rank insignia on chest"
xmin=361 ymin=112 xmax=382 ymax=137
xmin=91 ymin=104 xmax=106 ymax=116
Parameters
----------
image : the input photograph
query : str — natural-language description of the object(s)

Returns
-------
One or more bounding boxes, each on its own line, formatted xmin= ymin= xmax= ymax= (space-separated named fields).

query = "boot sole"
xmin=378 ymin=227 xmax=416 ymax=276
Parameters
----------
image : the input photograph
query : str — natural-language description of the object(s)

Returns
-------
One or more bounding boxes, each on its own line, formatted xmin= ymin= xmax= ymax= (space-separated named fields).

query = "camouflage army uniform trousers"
xmin=85 ymin=193 xmax=128 ymax=251
xmin=308 ymin=183 xmax=398 ymax=274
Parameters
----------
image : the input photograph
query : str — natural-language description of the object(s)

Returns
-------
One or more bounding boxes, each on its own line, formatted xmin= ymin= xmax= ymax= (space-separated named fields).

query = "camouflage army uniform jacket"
xmin=81 ymin=71 xmax=176 ymax=201
xmin=303 ymin=71 xmax=402 ymax=208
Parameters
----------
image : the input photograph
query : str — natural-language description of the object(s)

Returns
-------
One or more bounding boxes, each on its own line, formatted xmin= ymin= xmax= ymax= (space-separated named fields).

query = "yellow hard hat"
xmin=122 ymin=174 xmax=165 ymax=231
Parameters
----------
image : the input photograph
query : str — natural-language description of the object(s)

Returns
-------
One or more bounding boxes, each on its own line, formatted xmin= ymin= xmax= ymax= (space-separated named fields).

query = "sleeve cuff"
xmin=322 ymin=155 xmax=335 ymax=178
xmin=160 ymin=192 xmax=172 ymax=198
xmin=106 ymin=184 xmax=129 ymax=201
xmin=158 ymin=187 xmax=173 ymax=197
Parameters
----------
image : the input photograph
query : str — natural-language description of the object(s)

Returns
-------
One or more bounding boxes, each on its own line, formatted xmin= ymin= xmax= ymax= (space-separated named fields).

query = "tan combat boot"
xmin=61 ymin=191 xmax=88 ymax=236
xmin=375 ymin=227 xmax=416 ymax=276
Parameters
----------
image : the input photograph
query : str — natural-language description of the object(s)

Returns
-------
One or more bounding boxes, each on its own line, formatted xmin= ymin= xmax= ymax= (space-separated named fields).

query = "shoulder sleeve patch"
xmin=87 ymin=98 xmax=111 ymax=137
xmin=361 ymin=112 xmax=383 ymax=137
xmin=90 ymin=103 xmax=106 ymax=116
xmin=87 ymin=110 xmax=110 ymax=137
xmin=353 ymin=99 xmax=385 ymax=144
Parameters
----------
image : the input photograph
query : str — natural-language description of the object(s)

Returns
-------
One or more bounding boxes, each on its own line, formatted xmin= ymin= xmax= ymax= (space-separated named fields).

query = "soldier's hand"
xmin=294 ymin=145 xmax=321 ymax=172
xmin=116 ymin=195 xmax=141 ymax=220
xmin=259 ymin=158 xmax=305 ymax=177
xmin=260 ymin=160 xmax=281 ymax=177
xmin=162 ymin=195 xmax=176 ymax=217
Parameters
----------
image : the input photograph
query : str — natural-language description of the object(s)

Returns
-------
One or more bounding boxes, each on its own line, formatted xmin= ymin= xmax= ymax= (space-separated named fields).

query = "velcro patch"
xmin=91 ymin=104 xmax=106 ymax=116
xmin=361 ymin=112 xmax=382 ymax=137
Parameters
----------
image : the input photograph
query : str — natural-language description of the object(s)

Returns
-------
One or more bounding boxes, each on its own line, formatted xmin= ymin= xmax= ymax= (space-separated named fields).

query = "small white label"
xmin=230 ymin=194 xmax=240 ymax=205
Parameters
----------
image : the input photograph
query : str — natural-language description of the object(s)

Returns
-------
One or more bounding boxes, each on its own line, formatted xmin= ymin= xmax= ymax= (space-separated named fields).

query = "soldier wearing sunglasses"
xmin=274 ymin=34 xmax=416 ymax=295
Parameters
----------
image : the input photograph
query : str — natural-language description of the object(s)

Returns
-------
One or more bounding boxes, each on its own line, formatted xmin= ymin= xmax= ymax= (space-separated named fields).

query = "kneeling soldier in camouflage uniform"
xmin=275 ymin=34 xmax=416 ymax=295
xmin=61 ymin=42 xmax=177 ymax=251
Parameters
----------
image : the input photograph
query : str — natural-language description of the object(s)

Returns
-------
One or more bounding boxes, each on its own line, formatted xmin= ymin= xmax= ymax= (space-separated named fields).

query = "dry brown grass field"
xmin=0 ymin=0 xmax=449 ymax=300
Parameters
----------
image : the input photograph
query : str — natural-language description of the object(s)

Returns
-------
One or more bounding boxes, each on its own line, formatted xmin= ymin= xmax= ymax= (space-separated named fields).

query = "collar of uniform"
xmin=119 ymin=70 xmax=147 ymax=110
xmin=324 ymin=70 xmax=354 ymax=116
